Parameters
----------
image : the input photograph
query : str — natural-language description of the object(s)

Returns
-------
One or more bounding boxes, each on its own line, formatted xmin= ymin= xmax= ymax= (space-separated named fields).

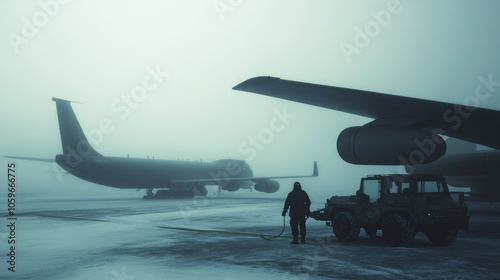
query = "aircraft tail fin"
xmin=312 ymin=161 xmax=318 ymax=177
xmin=52 ymin=98 xmax=102 ymax=157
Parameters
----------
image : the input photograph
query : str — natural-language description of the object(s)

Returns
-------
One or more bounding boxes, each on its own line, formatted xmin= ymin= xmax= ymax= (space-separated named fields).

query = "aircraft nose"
xmin=244 ymin=163 xmax=254 ymax=177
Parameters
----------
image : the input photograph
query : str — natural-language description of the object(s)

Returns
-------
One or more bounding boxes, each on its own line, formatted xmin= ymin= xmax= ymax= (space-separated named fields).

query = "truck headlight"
xmin=424 ymin=209 xmax=436 ymax=217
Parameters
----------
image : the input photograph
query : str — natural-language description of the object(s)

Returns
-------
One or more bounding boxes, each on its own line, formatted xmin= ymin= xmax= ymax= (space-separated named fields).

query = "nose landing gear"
xmin=143 ymin=186 xmax=208 ymax=199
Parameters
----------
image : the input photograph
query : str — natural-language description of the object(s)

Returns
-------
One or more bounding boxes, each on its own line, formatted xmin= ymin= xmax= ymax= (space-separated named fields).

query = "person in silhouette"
xmin=282 ymin=181 xmax=311 ymax=244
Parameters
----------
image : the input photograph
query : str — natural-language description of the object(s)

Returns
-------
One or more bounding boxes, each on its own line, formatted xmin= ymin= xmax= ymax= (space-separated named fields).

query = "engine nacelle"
xmin=222 ymin=180 xmax=254 ymax=192
xmin=337 ymin=126 xmax=446 ymax=165
xmin=254 ymin=179 xmax=280 ymax=193
xmin=223 ymin=182 xmax=240 ymax=192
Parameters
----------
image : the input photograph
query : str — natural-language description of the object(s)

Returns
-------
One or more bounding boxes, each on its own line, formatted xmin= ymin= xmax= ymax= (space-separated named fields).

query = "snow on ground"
xmin=1 ymin=196 xmax=499 ymax=279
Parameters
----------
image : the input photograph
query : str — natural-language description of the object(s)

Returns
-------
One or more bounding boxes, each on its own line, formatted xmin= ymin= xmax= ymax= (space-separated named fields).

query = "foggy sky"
xmin=1 ymin=0 xmax=500 ymax=201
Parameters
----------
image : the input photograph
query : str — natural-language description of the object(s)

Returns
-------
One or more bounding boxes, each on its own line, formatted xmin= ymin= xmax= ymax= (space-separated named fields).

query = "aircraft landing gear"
xmin=142 ymin=186 xmax=208 ymax=199
xmin=193 ymin=185 xmax=208 ymax=196
xmin=143 ymin=188 xmax=155 ymax=199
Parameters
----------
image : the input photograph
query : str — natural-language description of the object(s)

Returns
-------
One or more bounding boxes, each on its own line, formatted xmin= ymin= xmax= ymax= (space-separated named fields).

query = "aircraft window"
xmin=362 ymin=179 xmax=380 ymax=203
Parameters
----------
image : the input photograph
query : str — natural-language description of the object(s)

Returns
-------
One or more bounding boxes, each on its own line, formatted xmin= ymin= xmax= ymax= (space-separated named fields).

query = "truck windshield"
xmin=362 ymin=179 xmax=380 ymax=203
xmin=417 ymin=180 xmax=446 ymax=193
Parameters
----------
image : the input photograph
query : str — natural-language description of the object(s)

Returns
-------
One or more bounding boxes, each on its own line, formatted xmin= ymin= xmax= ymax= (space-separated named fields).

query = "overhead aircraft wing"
xmin=233 ymin=76 xmax=500 ymax=150
xmin=171 ymin=161 xmax=318 ymax=184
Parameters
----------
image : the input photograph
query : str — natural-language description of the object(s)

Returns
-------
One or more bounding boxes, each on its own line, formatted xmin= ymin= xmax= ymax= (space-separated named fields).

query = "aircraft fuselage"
xmin=55 ymin=155 xmax=253 ymax=189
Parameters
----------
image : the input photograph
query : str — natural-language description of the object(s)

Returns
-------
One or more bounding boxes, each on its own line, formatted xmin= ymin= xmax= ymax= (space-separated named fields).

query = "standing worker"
xmin=282 ymin=181 xmax=311 ymax=244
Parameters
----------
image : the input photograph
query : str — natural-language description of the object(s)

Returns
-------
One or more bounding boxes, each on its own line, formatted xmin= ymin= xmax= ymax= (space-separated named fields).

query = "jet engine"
xmin=336 ymin=126 xmax=446 ymax=165
xmin=222 ymin=180 xmax=254 ymax=192
xmin=254 ymin=179 xmax=280 ymax=193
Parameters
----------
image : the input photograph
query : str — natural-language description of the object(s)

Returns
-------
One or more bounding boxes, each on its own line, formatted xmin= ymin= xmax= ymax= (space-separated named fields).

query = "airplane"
xmin=233 ymin=76 xmax=500 ymax=202
xmin=6 ymin=98 xmax=318 ymax=198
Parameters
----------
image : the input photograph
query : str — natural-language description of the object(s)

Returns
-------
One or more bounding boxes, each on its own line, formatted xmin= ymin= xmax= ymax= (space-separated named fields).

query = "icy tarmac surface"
xmin=2 ymin=196 xmax=500 ymax=279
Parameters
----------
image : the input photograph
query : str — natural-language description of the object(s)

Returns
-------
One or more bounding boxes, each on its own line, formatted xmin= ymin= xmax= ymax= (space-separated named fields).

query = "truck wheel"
xmin=427 ymin=229 xmax=458 ymax=246
xmin=382 ymin=214 xmax=415 ymax=247
xmin=333 ymin=211 xmax=360 ymax=242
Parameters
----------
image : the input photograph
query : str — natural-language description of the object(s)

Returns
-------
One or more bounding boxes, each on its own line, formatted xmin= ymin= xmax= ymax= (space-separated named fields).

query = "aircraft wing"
xmin=171 ymin=161 xmax=318 ymax=184
xmin=233 ymin=76 xmax=500 ymax=150
xmin=249 ymin=160 xmax=318 ymax=181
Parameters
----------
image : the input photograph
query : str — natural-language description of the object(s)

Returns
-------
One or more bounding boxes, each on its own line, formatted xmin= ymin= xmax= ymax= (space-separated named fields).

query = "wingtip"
xmin=313 ymin=161 xmax=318 ymax=177
xmin=232 ymin=76 xmax=281 ymax=91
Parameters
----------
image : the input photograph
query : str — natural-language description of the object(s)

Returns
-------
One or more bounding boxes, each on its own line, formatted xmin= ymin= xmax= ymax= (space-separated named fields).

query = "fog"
xmin=1 ymin=0 xmax=500 ymax=202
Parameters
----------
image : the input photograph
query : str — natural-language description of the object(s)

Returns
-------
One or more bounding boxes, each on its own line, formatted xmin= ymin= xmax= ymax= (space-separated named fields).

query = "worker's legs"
xmin=298 ymin=216 xmax=306 ymax=243
xmin=289 ymin=217 xmax=299 ymax=244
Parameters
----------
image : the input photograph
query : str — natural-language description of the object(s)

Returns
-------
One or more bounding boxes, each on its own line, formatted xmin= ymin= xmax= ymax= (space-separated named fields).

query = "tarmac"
xmin=1 ymin=195 xmax=500 ymax=279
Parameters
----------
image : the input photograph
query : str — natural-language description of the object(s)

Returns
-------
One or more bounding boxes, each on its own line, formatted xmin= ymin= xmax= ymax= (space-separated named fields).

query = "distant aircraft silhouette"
xmin=6 ymin=98 xmax=317 ymax=198
xmin=234 ymin=76 xmax=500 ymax=202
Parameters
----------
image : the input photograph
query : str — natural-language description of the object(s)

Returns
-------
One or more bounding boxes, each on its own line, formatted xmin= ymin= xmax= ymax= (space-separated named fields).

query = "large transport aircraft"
xmin=8 ymin=98 xmax=318 ymax=198
xmin=234 ymin=76 xmax=500 ymax=202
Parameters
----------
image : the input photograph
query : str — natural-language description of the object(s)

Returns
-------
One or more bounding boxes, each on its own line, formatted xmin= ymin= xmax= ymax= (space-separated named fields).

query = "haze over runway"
xmin=1 ymin=197 xmax=499 ymax=279
xmin=1 ymin=1 xmax=500 ymax=278
xmin=1 ymin=1 xmax=500 ymax=199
